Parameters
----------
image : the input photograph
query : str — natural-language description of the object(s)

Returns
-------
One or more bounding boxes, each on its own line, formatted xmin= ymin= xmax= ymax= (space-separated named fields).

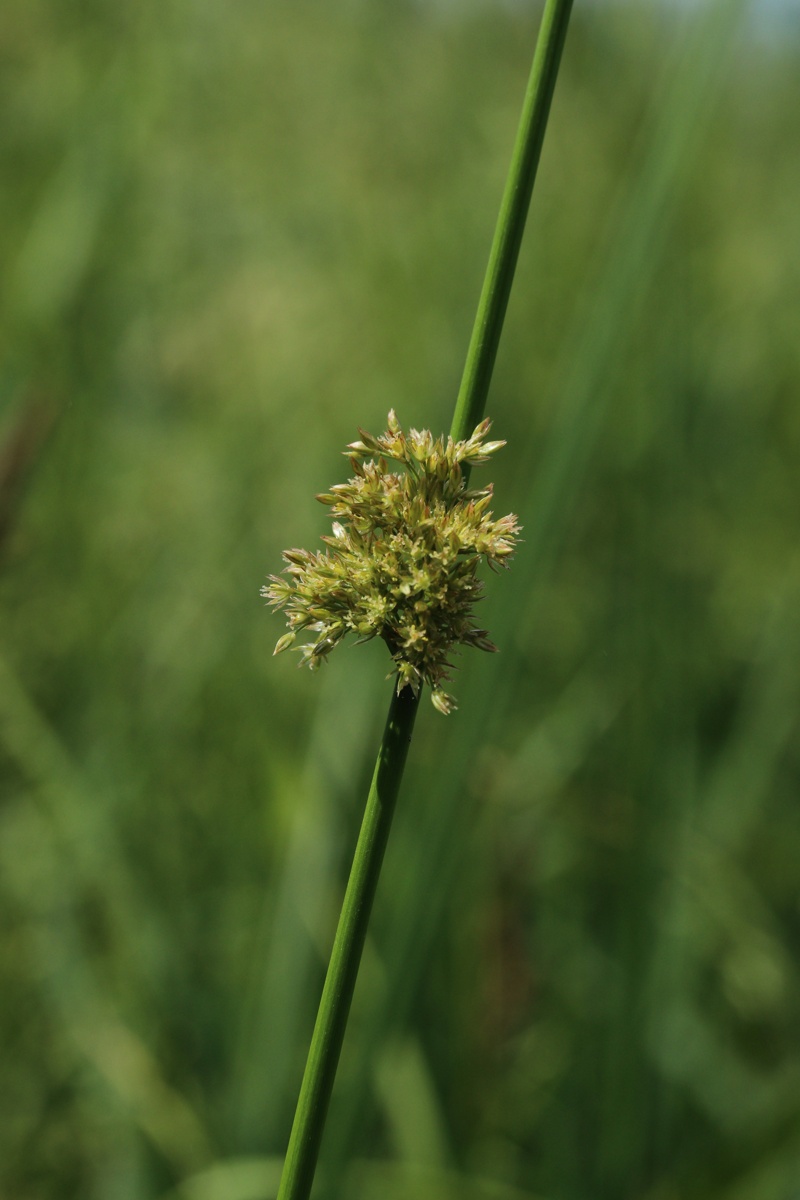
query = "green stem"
xmin=275 ymin=686 xmax=419 ymax=1200
xmin=275 ymin=4 xmax=573 ymax=1197
xmin=450 ymin=0 xmax=574 ymax=445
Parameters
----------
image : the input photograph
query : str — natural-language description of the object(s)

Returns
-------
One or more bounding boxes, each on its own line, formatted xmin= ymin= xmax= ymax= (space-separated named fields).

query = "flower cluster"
xmin=263 ymin=411 xmax=520 ymax=714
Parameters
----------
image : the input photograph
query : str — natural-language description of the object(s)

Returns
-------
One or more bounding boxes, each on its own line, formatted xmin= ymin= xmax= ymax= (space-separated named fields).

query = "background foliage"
xmin=1 ymin=2 xmax=799 ymax=1198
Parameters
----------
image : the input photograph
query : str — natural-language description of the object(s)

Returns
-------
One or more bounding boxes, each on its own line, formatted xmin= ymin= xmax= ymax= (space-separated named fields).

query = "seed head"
xmin=262 ymin=411 xmax=521 ymax=714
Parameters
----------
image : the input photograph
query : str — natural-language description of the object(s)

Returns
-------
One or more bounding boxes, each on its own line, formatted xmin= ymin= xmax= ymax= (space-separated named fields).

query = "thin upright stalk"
xmin=451 ymin=0 xmax=574 ymax=446
xmin=275 ymin=3 xmax=573 ymax=1197
xmin=276 ymin=688 xmax=418 ymax=1200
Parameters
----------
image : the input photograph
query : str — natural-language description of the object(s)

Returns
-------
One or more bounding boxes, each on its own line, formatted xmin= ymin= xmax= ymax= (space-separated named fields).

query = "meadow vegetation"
xmin=1 ymin=2 xmax=799 ymax=1198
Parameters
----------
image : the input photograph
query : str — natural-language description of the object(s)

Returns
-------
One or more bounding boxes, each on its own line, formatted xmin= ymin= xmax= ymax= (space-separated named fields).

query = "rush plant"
xmin=268 ymin=2 xmax=574 ymax=1197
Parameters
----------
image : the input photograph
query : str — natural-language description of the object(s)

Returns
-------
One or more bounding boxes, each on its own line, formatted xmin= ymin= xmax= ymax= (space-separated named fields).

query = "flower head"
xmin=262 ymin=411 xmax=521 ymax=714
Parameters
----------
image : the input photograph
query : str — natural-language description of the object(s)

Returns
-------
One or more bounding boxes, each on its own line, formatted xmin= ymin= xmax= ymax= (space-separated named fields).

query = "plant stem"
xmin=275 ymin=3 xmax=573 ymax=1197
xmin=275 ymin=686 xmax=419 ymax=1200
xmin=450 ymin=0 xmax=574 ymax=446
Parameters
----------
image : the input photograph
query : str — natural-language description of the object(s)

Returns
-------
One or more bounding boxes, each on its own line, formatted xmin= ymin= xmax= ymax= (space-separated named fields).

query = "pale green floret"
xmin=262 ymin=411 xmax=521 ymax=714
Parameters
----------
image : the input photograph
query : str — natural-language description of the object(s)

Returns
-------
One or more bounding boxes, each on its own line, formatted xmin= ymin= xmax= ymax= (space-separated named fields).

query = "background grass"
xmin=1 ymin=2 xmax=800 ymax=1198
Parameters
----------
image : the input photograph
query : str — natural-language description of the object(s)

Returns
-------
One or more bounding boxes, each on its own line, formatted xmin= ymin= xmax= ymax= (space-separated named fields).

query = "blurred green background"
xmin=2 ymin=1 xmax=799 ymax=1198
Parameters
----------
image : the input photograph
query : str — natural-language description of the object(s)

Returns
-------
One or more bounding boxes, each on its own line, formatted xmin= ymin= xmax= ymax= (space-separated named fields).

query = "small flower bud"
xmin=273 ymin=631 xmax=296 ymax=655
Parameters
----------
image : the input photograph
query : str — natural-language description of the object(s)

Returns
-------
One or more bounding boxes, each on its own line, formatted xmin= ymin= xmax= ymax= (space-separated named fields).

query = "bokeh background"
xmin=2 ymin=1 xmax=800 ymax=1198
